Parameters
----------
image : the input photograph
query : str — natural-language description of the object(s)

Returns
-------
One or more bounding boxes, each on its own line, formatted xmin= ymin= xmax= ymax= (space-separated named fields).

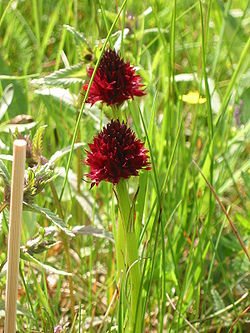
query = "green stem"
xmin=116 ymin=180 xmax=142 ymax=333
xmin=0 ymin=201 xmax=7 ymax=213
xmin=126 ymin=232 xmax=142 ymax=333
xmin=116 ymin=213 xmax=125 ymax=276
xmin=0 ymin=0 xmax=14 ymax=29
xmin=50 ymin=183 xmax=75 ymax=329
xmin=76 ymin=110 xmax=82 ymax=225
xmin=111 ymin=106 xmax=122 ymax=122
xmin=111 ymin=190 xmax=125 ymax=284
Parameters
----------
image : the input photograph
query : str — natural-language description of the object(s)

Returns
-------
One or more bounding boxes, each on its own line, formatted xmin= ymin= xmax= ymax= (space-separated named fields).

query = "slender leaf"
xmin=0 ymin=84 xmax=14 ymax=121
xmin=24 ymin=202 xmax=74 ymax=237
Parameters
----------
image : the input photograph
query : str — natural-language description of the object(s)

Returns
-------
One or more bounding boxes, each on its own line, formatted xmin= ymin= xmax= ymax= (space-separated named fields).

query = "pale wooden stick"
xmin=5 ymin=140 xmax=26 ymax=333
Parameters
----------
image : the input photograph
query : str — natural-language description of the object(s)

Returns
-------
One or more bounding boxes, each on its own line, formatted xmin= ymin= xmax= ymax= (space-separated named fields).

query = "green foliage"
xmin=24 ymin=203 xmax=74 ymax=237
xmin=64 ymin=24 xmax=91 ymax=49
xmin=31 ymin=126 xmax=46 ymax=164
xmin=21 ymin=164 xmax=54 ymax=204
xmin=31 ymin=62 xmax=85 ymax=87
xmin=21 ymin=251 xmax=72 ymax=276
xmin=22 ymin=226 xmax=58 ymax=255
xmin=0 ymin=84 xmax=13 ymax=121
xmin=0 ymin=159 xmax=10 ymax=189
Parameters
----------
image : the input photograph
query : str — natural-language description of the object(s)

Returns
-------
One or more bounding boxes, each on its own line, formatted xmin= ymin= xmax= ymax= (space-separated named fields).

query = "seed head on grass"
xmin=84 ymin=119 xmax=151 ymax=187
xmin=83 ymin=49 xmax=145 ymax=107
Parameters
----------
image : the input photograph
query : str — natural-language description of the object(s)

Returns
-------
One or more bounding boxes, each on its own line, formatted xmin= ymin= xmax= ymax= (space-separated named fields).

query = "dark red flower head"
xmin=85 ymin=119 xmax=151 ymax=186
xmin=83 ymin=49 xmax=145 ymax=106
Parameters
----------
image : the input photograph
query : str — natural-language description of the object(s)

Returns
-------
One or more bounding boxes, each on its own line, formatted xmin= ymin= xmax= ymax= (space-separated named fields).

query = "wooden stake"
xmin=5 ymin=140 xmax=26 ymax=333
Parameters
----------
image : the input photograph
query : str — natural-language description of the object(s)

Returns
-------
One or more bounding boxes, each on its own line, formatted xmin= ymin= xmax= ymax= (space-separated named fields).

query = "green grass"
xmin=0 ymin=0 xmax=249 ymax=332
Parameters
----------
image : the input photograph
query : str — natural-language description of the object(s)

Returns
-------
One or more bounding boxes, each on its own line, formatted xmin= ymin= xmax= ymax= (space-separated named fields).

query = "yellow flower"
xmin=180 ymin=91 xmax=206 ymax=104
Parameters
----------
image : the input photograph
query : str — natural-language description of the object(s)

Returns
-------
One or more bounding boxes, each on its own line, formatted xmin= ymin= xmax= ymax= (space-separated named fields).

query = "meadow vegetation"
xmin=0 ymin=0 xmax=249 ymax=332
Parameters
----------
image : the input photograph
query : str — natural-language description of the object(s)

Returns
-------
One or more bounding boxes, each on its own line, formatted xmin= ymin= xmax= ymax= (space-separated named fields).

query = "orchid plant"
xmin=83 ymin=49 xmax=149 ymax=332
